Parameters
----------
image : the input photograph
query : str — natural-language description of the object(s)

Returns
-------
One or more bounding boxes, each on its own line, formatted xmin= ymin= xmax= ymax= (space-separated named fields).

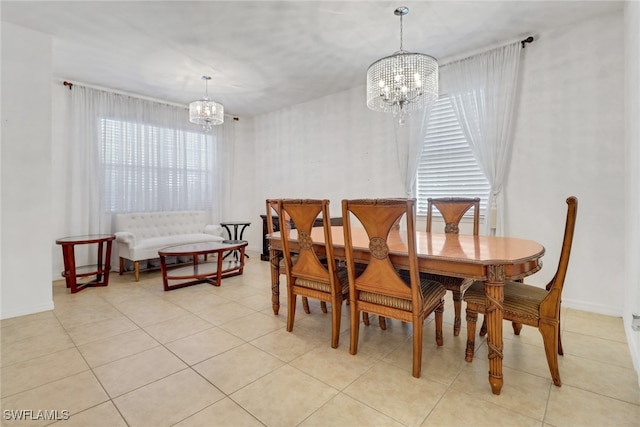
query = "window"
xmin=416 ymin=95 xmax=490 ymax=216
xmin=99 ymin=118 xmax=216 ymax=213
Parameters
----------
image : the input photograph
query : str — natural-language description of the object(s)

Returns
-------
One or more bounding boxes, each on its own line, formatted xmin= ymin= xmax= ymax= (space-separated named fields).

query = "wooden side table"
xmin=220 ymin=221 xmax=251 ymax=260
xmin=55 ymin=234 xmax=115 ymax=293
xmin=220 ymin=221 xmax=251 ymax=241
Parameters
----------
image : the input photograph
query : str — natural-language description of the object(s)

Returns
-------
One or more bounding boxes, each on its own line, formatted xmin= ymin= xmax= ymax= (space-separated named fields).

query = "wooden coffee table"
xmin=158 ymin=241 xmax=248 ymax=291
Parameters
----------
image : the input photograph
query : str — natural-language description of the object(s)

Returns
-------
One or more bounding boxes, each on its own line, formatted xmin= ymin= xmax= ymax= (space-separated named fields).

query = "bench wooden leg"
xmin=134 ymin=261 xmax=140 ymax=282
xmin=119 ymin=257 xmax=125 ymax=275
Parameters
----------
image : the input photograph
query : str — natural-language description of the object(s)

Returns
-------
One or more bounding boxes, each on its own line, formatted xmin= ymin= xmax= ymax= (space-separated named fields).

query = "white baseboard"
xmin=1 ymin=301 xmax=55 ymax=320
xmin=562 ymin=298 xmax=623 ymax=317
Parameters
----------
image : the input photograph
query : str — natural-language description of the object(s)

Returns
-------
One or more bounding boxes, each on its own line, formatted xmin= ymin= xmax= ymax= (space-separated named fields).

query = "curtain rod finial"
xmin=521 ymin=36 xmax=534 ymax=48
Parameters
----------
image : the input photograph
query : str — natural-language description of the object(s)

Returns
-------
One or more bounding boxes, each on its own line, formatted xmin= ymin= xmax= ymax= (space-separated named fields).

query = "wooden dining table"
xmin=268 ymin=225 xmax=545 ymax=395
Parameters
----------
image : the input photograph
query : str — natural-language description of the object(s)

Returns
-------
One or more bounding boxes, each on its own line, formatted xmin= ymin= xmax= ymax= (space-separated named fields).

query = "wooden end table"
xmin=159 ymin=241 xmax=248 ymax=291
xmin=55 ymin=234 xmax=115 ymax=293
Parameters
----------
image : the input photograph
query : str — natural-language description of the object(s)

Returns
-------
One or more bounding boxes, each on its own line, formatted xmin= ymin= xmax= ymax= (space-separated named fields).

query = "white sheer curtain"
xmin=63 ymin=85 xmax=109 ymax=236
xmin=441 ymin=41 xmax=522 ymax=235
xmin=394 ymin=106 xmax=433 ymax=197
xmin=63 ymin=85 xmax=229 ymax=236
xmin=210 ymin=119 xmax=235 ymax=222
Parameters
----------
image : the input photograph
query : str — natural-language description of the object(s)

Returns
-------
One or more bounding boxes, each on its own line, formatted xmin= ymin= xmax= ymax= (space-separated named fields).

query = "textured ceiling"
xmin=1 ymin=1 xmax=623 ymax=117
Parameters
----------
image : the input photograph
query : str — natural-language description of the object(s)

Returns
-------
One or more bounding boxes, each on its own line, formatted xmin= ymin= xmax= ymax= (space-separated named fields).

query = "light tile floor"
xmin=2 ymin=255 xmax=639 ymax=426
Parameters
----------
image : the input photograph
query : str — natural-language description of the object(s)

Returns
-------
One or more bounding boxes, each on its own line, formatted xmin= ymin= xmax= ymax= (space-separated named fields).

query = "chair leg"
xmin=479 ymin=315 xmax=487 ymax=337
xmin=512 ymin=322 xmax=523 ymax=335
xmin=350 ymin=304 xmax=360 ymax=355
xmin=558 ymin=310 xmax=564 ymax=356
xmin=465 ymin=308 xmax=478 ymax=362
xmin=362 ymin=312 xmax=370 ymax=326
xmin=302 ymin=297 xmax=311 ymax=314
xmin=435 ymin=301 xmax=444 ymax=347
xmin=331 ymin=298 xmax=341 ymax=349
xmin=119 ymin=257 xmax=124 ymax=275
xmin=412 ymin=318 xmax=424 ymax=378
xmin=287 ymin=291 xmax=297 ymax=333
xmin=539 ymin=321 xmax=561 ymax=386
xmin=320 ymin=301 xmax=328 ymax=314
xmin=452 ymin=290 xmax=463 ymax=336
xmin=558 ymin=329 xmax=564 ymax=356
xmin=270 ymin=254 xmax=281 ymax=315
xmin=379 ymin=316 xmax=387 ymax=330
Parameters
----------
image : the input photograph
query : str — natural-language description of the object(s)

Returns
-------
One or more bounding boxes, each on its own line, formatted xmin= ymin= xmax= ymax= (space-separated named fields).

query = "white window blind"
xmin=416 ymin=95 xmax=490 ymax=215
xmin=99 ymin=118 xmax=216 ymax=213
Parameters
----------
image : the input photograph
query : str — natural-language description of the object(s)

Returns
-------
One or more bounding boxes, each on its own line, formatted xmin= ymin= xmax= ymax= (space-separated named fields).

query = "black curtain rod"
xmin=62 ymin=80 xmax=240 ymax=121
xmin=521 ymin=36 xmax=534 ymax=48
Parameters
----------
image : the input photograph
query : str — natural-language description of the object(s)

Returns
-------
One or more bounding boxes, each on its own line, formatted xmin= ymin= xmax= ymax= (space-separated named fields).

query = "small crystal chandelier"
xmin=366 ymin=6 xmax=438 ymax=122
xmin=189 ymin=75 xmax=224 ymax=130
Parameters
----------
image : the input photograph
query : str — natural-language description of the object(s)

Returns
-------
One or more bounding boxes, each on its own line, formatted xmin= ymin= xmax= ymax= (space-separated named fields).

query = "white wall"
xmin=506 ymin=12 xmax=625 ymax=315
xmin=1 ymin=23 xmax=54 ymax=319
xmin=236 ymin=86 xmax=403 ymax=255
xmin=624 ymin=0 xmax=640 ymax=380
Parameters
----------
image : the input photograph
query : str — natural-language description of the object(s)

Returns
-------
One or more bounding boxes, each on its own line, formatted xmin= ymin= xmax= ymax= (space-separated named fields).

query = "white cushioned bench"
xmin=114 ymin=210 xmax=225 ymax=281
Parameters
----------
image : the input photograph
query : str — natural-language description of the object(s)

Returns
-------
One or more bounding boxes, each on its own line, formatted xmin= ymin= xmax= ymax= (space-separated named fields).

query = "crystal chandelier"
xmin=366 ymin=6 xmax=438 ymax=122
xmin=189 ymin=75 xmax=224 ymax=130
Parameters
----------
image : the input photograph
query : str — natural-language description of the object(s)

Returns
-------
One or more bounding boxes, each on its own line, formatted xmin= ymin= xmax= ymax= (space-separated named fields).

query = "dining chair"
xmin=463 ymin=196 xmax=578 ymax=386
xmin=342 ymin=198 xmax=447 ymax=377
xmin=265 ymin=199 xmax=317 ymax=315
xmin=424 ymin=197 xmax=481 ymax=336
xmin=278 ymin=199 xmax=347 ymax=348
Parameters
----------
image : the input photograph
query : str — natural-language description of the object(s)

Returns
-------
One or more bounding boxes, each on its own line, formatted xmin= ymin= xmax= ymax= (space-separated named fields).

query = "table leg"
xmin=269 ymin=248 xmax=280 ymax=315
xmin=61 ymin=244 xmax=78 ymax=293
xmin=485 ymin=264 xmax=505 ymax=395
xmin=238 ymin=224 xmax=249 ymax=240
xmin=238 ymin=246 xmax=246 ymax=273
xmin=221 ymin=224 xmax=233 ymax=240
xmin=160 ymin=255 xmax=170 ymax=291
xmin=215 ymin=250 xmax=224 ymax=286
xmin=238 ymin=224 xmax=250 ymax=258
xmin=103 ymin=241 xmax=113 ymax=286
xmin=222 ymin=224 xmax=239 ymax=260
xmin=96 ymin=241 xmax=104 ymax=282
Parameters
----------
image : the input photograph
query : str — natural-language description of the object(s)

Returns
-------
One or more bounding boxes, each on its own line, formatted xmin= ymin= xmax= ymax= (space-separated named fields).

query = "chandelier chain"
xmin=202 ymin=75 xmax=211 ymax=100
xmin=399 ymin=14 xmax=403 ymax=51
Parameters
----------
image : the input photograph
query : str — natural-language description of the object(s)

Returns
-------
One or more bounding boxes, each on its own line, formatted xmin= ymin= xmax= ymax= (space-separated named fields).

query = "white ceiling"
xmin=1 ymin=1 xmax=623 ymax=117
